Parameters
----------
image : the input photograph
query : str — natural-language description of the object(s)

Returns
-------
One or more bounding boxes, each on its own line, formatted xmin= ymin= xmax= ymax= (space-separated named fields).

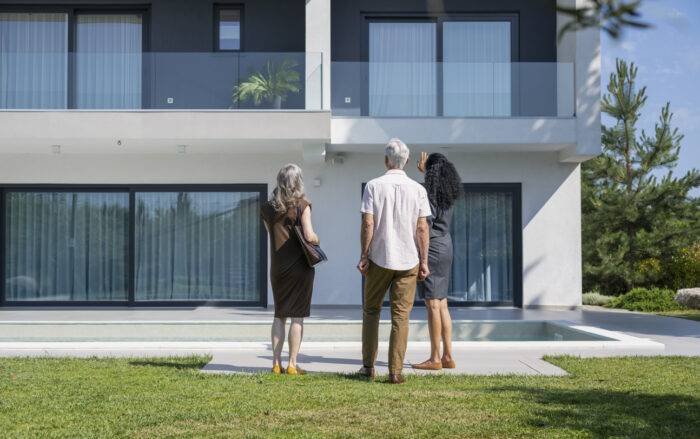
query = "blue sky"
xmin=600 ymin=0 xmax=700 ymax=196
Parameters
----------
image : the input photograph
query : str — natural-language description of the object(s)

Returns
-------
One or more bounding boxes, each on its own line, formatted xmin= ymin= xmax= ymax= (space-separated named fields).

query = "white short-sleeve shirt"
xmin=360 ymin=169 xmax=432 ymax=271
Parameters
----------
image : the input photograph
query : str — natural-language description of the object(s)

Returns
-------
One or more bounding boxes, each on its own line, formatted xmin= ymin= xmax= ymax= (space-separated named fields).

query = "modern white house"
xmin=0 ymin=0 xmax=600 ymax=309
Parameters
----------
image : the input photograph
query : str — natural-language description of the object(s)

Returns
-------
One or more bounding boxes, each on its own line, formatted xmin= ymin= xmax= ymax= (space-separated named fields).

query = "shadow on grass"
xmin=490 ymin=385 xmax=700 ymax=437
xmin=128 ymin=358 xmax=209 ymax=370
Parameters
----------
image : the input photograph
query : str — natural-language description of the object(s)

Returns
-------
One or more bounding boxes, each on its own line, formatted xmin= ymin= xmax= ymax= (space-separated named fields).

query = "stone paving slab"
xmin=200 ymin=348 xmax=570 ymax=376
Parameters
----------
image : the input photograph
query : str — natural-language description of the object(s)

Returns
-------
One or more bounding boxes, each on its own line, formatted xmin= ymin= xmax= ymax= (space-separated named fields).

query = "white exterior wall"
xmin=0 ymin=150 xmax=581 ymax=307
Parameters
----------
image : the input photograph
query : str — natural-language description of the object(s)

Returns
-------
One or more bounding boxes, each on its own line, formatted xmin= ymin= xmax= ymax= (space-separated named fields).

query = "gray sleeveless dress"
xmin=417 ymin=199 xmax=454 ymax=300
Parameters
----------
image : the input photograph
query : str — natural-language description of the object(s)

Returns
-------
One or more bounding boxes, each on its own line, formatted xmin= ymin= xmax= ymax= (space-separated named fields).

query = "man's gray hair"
xmin=384 ymin=138 xmax=410 ymax=169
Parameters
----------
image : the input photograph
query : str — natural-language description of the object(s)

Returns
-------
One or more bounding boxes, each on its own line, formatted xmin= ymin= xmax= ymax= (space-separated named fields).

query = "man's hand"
xmin=418 ymin=261 xmax=430 ymax=281
xmin=357 ymin=256 xmax=370 ymax=275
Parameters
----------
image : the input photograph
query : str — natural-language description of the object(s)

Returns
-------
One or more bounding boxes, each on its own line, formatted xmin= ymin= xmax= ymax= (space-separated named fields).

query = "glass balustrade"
xmin=331 ymin=61 xmax=574 ymax=118
xmin=0 ymin=52 xmax=323 ymax=110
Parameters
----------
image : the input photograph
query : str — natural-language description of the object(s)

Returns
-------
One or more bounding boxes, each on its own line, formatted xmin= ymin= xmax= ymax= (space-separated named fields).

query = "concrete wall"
xmin=0 ymin=150 xmax=581 ymax=307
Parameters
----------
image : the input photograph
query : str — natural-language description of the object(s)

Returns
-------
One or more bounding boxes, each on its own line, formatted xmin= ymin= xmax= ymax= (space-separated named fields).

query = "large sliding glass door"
xmin=365 ymin=14 xmax=516 ymax=117
xmin=134 ymin=191 xmax=261 ymax=302
xmin=4 ymin=191 xmax=129 ymax=301
xmin=1 ymin=186 xmax=267 ymax=306
xmin=0 ymin=8 xmax=144 ymax=109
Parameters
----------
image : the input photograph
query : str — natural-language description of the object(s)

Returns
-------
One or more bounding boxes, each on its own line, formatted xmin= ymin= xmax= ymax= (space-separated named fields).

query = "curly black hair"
xmin=424 ymin=153 xmax=462 ymax=211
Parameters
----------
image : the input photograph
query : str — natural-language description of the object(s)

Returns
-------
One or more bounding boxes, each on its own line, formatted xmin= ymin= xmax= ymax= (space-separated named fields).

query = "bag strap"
xmin=296 ymin=202 xmax=302 ymax=227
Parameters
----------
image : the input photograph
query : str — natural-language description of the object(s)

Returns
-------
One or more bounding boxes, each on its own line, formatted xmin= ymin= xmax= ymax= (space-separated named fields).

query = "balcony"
xmin=0 ymin=52 xmax=329 ymax=154
xmin=330 ymin=61 xmax=577 ymax=151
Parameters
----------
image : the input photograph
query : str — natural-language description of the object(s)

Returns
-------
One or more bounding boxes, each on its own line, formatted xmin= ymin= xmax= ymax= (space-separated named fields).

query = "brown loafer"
xmin=357 ymin=366 xmax=375 ymax=378
xmin=442 ymin=359 xmax=456 ymax=369
xmin=389 ymin=374 xmax=405 ymax=384
xmin=412 ymin=361 xmax=443 ymax=371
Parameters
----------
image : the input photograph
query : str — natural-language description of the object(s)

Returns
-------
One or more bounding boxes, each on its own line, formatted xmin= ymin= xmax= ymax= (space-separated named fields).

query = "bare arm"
xmin=300 ymin=206 xmax=319 ymax=246
xmin=357 ymin=213 xmax=374 ymax=274
xmin=416 ymin=216 xmax=430 ymax=281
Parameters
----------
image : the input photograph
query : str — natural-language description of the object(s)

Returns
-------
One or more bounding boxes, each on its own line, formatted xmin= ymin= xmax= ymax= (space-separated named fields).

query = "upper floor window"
xmin=0 ymin=9 xmax=144 ymax=110
xmin=216 ymin=7 xmax=241 ymax=51
xmin=365 ymin=14 xmax=517 ymax=117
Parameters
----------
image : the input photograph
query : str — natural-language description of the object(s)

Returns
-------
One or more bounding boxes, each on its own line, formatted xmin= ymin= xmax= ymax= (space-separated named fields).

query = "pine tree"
xmin=582 ymin=59 xmax=700 ymax=295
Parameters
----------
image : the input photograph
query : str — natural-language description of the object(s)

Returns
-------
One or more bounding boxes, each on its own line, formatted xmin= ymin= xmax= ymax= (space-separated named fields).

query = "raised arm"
xmin=357 ymin=213 xmax=374 ymax=275
xmin=416 ymin=216 xmax=430 ymax=281
xmin=300 ymin=205 xmax=319 ymax=246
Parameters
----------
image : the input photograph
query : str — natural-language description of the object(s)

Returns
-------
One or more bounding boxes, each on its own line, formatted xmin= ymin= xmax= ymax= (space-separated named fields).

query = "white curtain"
xmin=369 ymin=22 xmax=437 ymax=116
xmin=134 ymin=192 xmax=261 ymax=302
xmin=0 ymin=13 xmax=68 ymax=109
xmin=75 ymin=14 xmax=142 ymax=109
xmin=5 ymin=192 xmax=129 ymax=301
xmin=450 ymin=191 xmax=514 ymax=302
xmin=443 ymin=21 xmax=511 ymax=117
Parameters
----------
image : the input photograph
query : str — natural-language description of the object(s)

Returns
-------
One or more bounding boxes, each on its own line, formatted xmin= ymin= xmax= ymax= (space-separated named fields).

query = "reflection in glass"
xmin=219 ymin=9 xmax=241 ymax=50
xmin=134 ymin=192 xmax=260 ymax=301
xmin=449 ymin=191 xmax=513 ymax=302
xmin=0 ymin=13 xmax=68 ymax=109
xmin=5 ymin=192 xmax=129 ymax=301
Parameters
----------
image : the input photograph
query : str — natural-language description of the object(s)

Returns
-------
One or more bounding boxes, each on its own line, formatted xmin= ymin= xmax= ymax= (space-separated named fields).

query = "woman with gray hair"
xmin=261 ymin=164 xmax=319 ymax=375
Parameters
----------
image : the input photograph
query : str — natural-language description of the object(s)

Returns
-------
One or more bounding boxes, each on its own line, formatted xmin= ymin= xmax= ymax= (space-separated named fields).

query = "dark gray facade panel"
xmin=2 ymin=0 xmax=306 ymax=52
xmin=331 ymin=0 xmax=557 ymax=62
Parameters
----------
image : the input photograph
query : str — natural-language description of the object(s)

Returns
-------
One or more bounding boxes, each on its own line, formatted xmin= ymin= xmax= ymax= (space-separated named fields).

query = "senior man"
xmin=357 ymin=138 xmax=431 ymax=384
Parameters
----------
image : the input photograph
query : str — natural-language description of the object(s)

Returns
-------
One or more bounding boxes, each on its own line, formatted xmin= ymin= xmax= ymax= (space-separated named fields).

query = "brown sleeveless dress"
xmin=260 ymin=199 xmax=315 ymax=317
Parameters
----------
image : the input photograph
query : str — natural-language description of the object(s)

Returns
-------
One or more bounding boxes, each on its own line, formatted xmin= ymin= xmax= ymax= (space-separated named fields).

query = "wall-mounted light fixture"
xmin=177 ymin=145 xmax=187 ymax=154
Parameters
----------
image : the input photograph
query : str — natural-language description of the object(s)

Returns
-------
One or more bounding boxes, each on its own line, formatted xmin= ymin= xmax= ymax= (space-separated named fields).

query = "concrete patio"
xmin=1 ymin=306 xmax=698 ymax=376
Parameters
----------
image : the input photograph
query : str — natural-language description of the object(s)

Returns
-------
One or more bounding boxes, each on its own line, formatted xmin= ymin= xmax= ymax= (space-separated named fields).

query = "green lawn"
xmin=1 ymin=356 xmax=699 ymax=438
xmin=654 ymin=310 xmax=700 ymax=322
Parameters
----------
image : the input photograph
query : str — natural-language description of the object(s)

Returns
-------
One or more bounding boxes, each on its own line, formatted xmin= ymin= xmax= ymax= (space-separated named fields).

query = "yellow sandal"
xmin=286 ymin=365 xmax=307 ymax=375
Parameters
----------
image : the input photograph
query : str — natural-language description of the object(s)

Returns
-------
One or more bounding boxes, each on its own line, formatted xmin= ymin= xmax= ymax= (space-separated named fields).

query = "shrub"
xmin=582 ymin=292 xmax=614 ymax=306
xmin=605 ymin=287 xmax=688 ymax=312
xmin=665 ymin=243 xmax=700 ymax=291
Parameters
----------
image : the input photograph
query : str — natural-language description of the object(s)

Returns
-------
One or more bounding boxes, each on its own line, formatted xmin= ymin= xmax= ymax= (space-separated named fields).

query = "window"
xmin=364 ymin=14 xmax=517 ymax=117
xmin=0 ymin=13 xmax=69 ymax=109
xmin=134 ymin=191 xmax=261 ymax=302
xmin=216 ymin=7 xmax=241 ymax=51
xmin=4 ymin=191 xmax=129 ymax=301
xmin=449 ymin=184 xmax=521 ymax=304
xmin=369 ymin=21 xmax=437 ymax=116
xmin=0 ymin=8 xmax=145 ymax=110
xmin=75 ymin=14 xmax=143 ymax=109
xmin=1 ymin=186 xmax=267 ymax=305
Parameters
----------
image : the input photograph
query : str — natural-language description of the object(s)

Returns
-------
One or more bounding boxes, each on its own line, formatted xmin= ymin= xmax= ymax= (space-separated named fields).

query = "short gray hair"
xmin=384 ymin=138 xmax=410 ymax=169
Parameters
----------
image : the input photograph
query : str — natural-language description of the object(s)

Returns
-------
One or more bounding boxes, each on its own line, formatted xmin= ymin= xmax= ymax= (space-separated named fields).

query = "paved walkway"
xmin=1 ymin=306 xmax=698 ymax=376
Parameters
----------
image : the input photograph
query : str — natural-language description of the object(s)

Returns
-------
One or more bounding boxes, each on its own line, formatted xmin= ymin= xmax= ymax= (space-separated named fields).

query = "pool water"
xmin=0 ymin=320 xmax=613 ymax=343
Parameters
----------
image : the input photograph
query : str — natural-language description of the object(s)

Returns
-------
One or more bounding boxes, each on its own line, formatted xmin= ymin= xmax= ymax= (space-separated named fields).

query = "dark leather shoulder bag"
xmin=294 ymin=203 xmax=328 ymax=267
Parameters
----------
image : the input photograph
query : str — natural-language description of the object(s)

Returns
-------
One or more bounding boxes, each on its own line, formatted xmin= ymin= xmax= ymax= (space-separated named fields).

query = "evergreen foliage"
xmin=582 ymin=59 xmax=700 ymax=295
xmin=604 ymin=287 xmax=686 ymax=312
xmin=556 ymin=0 xmax=650 ymax=40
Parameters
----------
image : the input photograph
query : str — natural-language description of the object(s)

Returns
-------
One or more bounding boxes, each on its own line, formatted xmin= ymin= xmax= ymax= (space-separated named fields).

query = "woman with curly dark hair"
xmin=413 ymin=152 xmax=462 ymax=371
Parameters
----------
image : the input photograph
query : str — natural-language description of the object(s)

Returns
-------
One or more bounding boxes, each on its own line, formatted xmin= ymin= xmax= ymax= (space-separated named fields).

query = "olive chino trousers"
xmin=362 ymin=260 xmax=419 ymax=375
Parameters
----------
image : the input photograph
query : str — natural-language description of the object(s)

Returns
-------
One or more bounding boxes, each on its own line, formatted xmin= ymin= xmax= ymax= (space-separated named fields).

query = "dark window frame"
xmin=0 ymin=184 xmax=268 ymax=308
xmin=361 ymin=182 xmax=522 ymax=308
xmin=214 ymin=4 xmax=243 ymax=52
xmin=360 ymin=12 xmax=520 ymax=117
xmin=0 ymin=5 xmax=151 ymax=109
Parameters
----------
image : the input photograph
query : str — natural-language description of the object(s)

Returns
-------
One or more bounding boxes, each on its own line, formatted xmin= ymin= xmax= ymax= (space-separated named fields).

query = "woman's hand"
xmin=417 ymin=152 xmax=428 ymax=175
